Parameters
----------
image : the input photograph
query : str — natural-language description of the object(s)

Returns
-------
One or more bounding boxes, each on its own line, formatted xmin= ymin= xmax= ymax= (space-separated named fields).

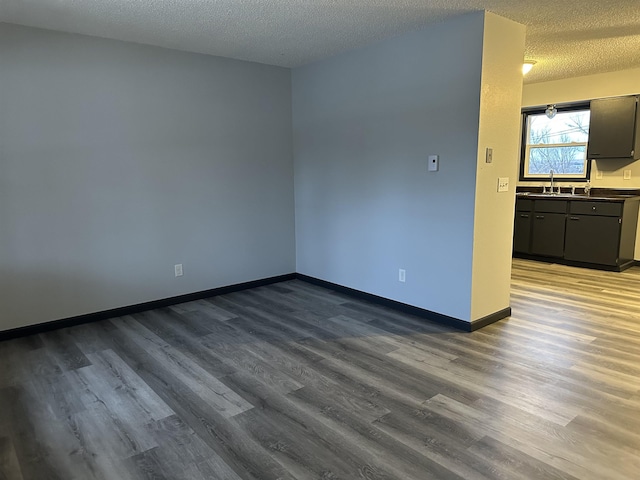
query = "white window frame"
xmin=520 ymin=104 xmax=591 ymax=182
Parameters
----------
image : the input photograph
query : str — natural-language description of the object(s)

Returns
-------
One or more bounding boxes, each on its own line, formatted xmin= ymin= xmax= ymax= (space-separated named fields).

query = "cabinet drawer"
xmin=516 ymin=199 xmax=533 ymax=212
xmin=534 ymin=200 xmax=567 ymax=213
xmin=569 ymin=201 xmax=622 ymax=217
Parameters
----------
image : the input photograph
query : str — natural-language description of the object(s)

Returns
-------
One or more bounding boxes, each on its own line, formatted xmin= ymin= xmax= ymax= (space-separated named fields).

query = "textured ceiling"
xmin=1 ymin=0 xmax=639 ymax=84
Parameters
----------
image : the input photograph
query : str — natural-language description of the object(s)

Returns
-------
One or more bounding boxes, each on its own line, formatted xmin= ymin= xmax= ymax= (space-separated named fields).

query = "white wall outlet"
xmin=497 ymin=177 xmax=509 ymax=193
xmin=486 ymin=147 xmax=493 ymax=163
xmin=398 ymin=269 xmax=406 ymax=283
xmin=595 ymin=170 xmax=603 ymax=179
xmin=624 ymin=169 xmax=632 ymax=180
xmin=174 ymin=264 xmax=183 ymax=277
xmin=428 ymin=155 xmax=439 ymax=172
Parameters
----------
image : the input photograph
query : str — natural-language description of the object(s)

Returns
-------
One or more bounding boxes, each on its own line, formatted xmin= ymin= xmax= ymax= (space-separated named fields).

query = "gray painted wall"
xmin=0 ymin=24 xmax=295 ymax=331
xmin=292 ymin=13 xmax=485 ymax=321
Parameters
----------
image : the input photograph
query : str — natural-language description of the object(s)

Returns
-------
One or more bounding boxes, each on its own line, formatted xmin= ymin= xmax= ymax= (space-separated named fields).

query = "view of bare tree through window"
xmin=524 ymin=109 xmax=590 ymax=178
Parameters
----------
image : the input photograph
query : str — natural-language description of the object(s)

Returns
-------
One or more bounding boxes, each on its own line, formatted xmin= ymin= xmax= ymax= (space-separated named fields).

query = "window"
xmin=520 ymin=104 xmax=591 ymax=181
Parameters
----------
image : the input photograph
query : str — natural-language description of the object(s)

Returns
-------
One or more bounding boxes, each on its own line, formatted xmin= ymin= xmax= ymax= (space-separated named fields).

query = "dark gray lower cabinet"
xmin=513 ymin=211 xmax=532 ymax=253
xmin=564 ymin=215 xmax=621 ymax=265
xmin=514 ymin=195 xmax=639 ymax=270
xmin=531 ymin=213 xmax=566 ymax=257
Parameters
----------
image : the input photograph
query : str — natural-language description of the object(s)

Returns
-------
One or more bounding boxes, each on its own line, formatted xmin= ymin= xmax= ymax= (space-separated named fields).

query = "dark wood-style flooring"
xmin=1 ymin=259 xmax=640 ymax=479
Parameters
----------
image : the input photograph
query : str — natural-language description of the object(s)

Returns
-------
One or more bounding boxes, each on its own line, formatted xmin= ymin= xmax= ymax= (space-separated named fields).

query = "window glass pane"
xmin=528 ymin=145 xmax=587 ymax=175
xmin=528 ymin=110 xmax=590 ymax=145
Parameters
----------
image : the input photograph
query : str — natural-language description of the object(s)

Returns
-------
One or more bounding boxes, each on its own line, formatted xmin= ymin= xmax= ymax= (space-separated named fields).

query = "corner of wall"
xmin=470 ymin=12 xmax=526 ymax=321
xmin=292 ymin=12 xmax=488 ymax=322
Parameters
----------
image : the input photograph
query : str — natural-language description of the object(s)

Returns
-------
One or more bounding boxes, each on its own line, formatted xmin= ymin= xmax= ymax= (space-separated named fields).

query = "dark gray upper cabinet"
xmin=587 ymin=95 xmax=640 ymax=160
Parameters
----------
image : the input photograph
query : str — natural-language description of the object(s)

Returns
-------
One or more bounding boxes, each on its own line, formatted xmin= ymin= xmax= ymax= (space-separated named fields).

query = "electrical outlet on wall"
xmin=624 ymin=170 xmax=632 ymax=180
xmin=398 ymin=269 xmax=406 ymax=283
xmin=175 ymin=264 xmax=183 ymax=277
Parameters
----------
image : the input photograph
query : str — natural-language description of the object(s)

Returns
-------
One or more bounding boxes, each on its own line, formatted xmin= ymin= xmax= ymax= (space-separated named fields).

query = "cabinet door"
xmin=587 ymin=96 xmax=637 ymax=159
xmin=564 ymin=215 xmax=621 ymax=265
xmin=531 ymin=213 xmax=566 ymax=257
xmin=513 ymin=212 xmax=532 ymax=254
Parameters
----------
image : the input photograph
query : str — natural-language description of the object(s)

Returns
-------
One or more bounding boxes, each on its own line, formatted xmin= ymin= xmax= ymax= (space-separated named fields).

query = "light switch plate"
xmin=497 ymin=177 xmax=509 ymax=193
xmin=428 ymin=155 xmax=439 ymax=172
xmin=624 ymin=169 xmax=632 ymax=180
xmin=486 ymin=147 xmax=493 ymax=163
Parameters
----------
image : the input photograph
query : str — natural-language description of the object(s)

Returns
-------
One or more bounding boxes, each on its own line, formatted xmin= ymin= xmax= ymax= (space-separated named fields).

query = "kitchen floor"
xmin=1 ymin=259 xmax=639 ymax=479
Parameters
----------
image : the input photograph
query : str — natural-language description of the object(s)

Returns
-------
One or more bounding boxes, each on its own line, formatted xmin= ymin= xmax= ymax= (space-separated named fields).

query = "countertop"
xmin=516 ymin=187 xmax=640 ymax=203
xmin=516 ymin=192 xmax=639 ymax=202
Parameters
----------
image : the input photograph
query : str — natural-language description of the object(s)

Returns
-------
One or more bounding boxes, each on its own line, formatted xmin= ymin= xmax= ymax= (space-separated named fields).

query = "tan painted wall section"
xmin=470 ymin=12 xmax=526 ymax=321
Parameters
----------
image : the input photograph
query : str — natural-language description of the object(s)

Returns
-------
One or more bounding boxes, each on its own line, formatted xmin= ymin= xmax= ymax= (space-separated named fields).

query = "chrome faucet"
xmin=549 ymin=169 xmax=555 ymax=194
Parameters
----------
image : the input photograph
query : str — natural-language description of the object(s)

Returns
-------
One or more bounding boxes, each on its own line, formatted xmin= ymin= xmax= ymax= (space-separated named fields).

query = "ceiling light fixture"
xmin=545 ymin=104 xmax=558 ymax=119
xmin=522 ymin=60 xmax=536 ymax=75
